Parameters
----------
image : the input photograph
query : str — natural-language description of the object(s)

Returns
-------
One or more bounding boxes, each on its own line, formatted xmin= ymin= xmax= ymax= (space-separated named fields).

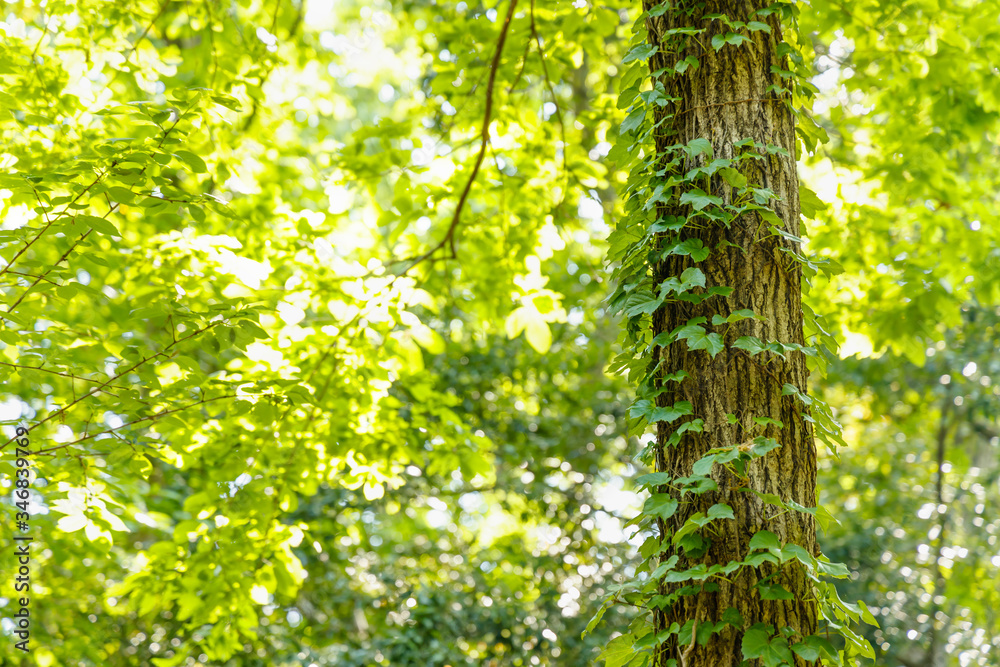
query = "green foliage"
xmin=599 ymin=0 xmax=882 ymax=663
xmin=0 ymin=0 xmax=636 ymax=663
xmin=0 ymin=0 xmax=998 ymax=665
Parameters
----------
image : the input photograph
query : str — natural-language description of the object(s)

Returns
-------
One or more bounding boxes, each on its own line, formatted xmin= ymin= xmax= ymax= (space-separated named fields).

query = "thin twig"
xmin=0 ymin=171 xmax=107 ymax=280
xmin=122 ymin=0 xmax=173 ymax=68
xmin=0 ymin=362 xmax=131 ymax=390
xmin=529 ymin=0 xmax=569 ymax=208
xmin=33 ymin=394 xmax=235 ymax=455
xmin=402 ymin=0 xmax=519 ymax=274
xmin=1 ymin=322 xmax=219 ymax=450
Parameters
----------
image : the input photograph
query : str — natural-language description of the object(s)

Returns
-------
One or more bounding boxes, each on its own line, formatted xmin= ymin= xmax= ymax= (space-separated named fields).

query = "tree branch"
xmin=401 ymin=0 xmax=519 ymax=274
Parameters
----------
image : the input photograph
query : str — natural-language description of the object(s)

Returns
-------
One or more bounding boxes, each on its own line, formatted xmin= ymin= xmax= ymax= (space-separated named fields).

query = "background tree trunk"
xmin=641 ymin=2 xmax=819 ymax=665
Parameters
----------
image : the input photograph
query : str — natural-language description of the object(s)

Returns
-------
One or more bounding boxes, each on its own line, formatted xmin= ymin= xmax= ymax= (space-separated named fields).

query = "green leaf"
xmin=799 ymin=186 xmax=826 ymax=218
xmin=791 ymin=635 xmax=839 ymax=662
xmin=748 ymin=530 xmax=780 ymax=552
xmin=680 ymin=189 xmax=723 ymax=211
xmin=623 ymin=43 xmax=657 ymax=64
xmin=719 ymin=167 xmax=747 ymax=188
xmin=733 ymin=336 xmax=765 ymax=355
xmin=76 ymin=214 xmax=121 ymax=237
xmin=685 ymin=138 xmax=713 ymax=158
xmin=635 ymin=472 xmax=672 ymax=488
xmin=692 ymin=454 xmax=717 ymax=477
xmin=858 ymin=600 xmax=880 ymax=627
xmin=57 ymin=514 xmax=89 ymax=533
xmin=107 ymin=186 xmax=136 ymax=204
xmin=817 ymin=559 xmax=851 ymax=578
xmin=644 ymin=494 xmax=679 ymax=520
xmin=174 ymin=150 xmax=208 ymax=173
xmin=679 ymin=267 xmax=706 ymax=288
xmin=706 ymin=503 xmax=734 ymax=521
xmin=624 ymin=291 xmax=663 ymax=317
xmin=650 ymin=401 xmax=693 ymax=423
xmin=597 ymin=633 xmax=637 ymax=667
xmin=582 ymin=601 xmax=608 ymax=638
xmin=758 ymin=582 xmax=794 ymax=600
xmin=620 ymin=107 xmax=646 ymax=135
xmin=677 ymin=326 xmax=724 ymax=357
xmin=665 ymin=238 xmax=711 ymax=262
xmin=741 ymin=624 xmax=772 ymax=660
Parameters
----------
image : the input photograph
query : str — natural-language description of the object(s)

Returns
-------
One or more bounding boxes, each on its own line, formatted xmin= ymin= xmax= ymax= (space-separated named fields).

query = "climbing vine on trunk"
xmin=588 ymin=1 xmax=879 ymax=665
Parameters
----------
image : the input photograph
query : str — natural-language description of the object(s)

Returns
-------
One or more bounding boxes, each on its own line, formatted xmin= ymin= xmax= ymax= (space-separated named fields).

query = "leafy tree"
xmin=602 ymin=2 xmax=869 ymax=665
xmin=0 ymin=1 xmax=998 ymax=666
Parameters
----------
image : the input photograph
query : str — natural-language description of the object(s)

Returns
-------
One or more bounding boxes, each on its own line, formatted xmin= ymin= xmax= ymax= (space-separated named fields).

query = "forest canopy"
xmin=0 ymin=0 xmax=998 ymax=666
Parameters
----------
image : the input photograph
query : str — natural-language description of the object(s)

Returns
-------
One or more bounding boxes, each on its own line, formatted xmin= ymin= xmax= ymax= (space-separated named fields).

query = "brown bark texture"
xmin=641 ymin=1 xmax=819 ymax=665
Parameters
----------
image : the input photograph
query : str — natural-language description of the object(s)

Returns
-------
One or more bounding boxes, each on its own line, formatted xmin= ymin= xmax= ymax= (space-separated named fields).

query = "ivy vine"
xmin=587 ymin=2 xmax=879 ymax=666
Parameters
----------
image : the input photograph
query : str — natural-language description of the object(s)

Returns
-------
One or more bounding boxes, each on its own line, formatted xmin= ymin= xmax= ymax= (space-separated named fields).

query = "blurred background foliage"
xmin=0 ymin=0 xmax=997 ymax=666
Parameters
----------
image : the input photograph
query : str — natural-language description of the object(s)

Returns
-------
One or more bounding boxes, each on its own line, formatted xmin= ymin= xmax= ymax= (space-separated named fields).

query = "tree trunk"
xmin=641 ymin=2 xmax=819 ymax=665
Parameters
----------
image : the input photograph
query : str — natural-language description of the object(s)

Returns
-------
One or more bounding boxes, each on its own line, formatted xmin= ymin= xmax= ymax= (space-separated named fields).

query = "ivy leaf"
xmin=680 ymin=267 xmax=706 ymax=288
xmin=644 ymin=494 xmax=679 ymax=520
xmin=858 ymin=600 xmax=880 ymax=627
xmin=707 ymin=503 xmax=734 ymax=521
xmin=635 ymin=472 xmax=672 ymax=488
xmin=597 ymin=633 xmax=636 ymax=667
xmin=733 ymin=336 xmax=766 ymax=355
xmin=673 ymin=56 xmax=699 ymax=73
xmin=651 ymin=401 xmax=693 ymax=423
xmin=665 ymin=238 xmax=711 ymax=262
xmin=711 ymin=32 xmax=751 ymax=50
xmin=758 ymin=582 xmax=794 ymax=600
xmin=620 ymin=107 xmax=646 ymax=135
xmin=748 ymin=530 xmax=781 ymax=552
xmin=628 ymin=399 xmax=655 ymax=420
xmin=623 ymin=43 xmax=657 ymax=64
xmin=680 ymin=189 xmax=723 ymax=211
xmin=714 ymin=310 xmax=757 ymax=325
xmin=673 ymin=475 xmax=718 ymax=494
xmin=649 ymin=555 xmax=680 ymax=578
xmin=719 ymin=167 xmax=747 ymax=188
xmin=799 ymin=186 xmax=827 ymax=218
xmin=678 ymin=326 xmax=725 ymax=357
xmin=741 ymin=624 xmax=773 ymax=660
xmin=692 ymin=454 xmax=717 ymax=476
xmin=650 ymin=215 xmax=686 ymax=233
xmin=648 ymin=2 xmax=670 ymax=17
xmin=624 ymin=291 xmax=663 ymax=317
xmin=742 ymin=624 xmax=794 ymax=666
xmin=685 ymin=138 xmax=713 ymax=158
xmin=676 ymin=419 xmax=704 ymax=435
xmin=817 ymin=559 xmax=851 ymax=578
xmin=747 ymin=20 xmax=772 ymax=33
xmin=791 ymin=636 xmax=839 ymax=662
xmin=779 ymin=544 xmax=816 ymax=568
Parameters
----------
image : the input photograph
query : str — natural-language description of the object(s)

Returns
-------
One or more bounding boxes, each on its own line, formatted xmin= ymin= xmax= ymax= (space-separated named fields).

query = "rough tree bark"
xmin=641 ymin=1 xmax=819 ymax=665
